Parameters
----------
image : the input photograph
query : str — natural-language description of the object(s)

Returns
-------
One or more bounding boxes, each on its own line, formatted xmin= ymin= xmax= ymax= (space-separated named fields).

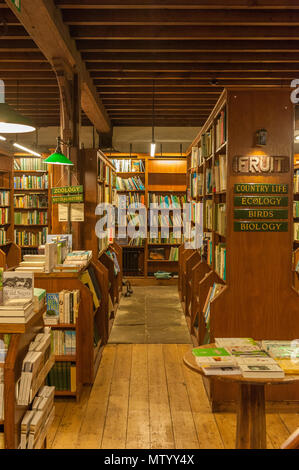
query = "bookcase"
xmin=0 ymin=154 xmax=21 ymax=270
xmin=183 ymin=88 xmax=299 ymax=410
xmin=34 ymin=261 xmax=109 ymax=399
xmin=13 ymin=154 xmax=50 ymax=256
xmin=107 ymin=153 xmax=187 ymax=282
xmin=294 ymin=156 xmax=299 ymax=289
xmin=0 ymin=306 xmax=54 ymax=449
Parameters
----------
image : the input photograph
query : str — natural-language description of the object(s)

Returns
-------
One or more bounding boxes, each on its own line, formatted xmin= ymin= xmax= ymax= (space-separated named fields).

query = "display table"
xmin=183 ymin=344 xmax=299 ymax=449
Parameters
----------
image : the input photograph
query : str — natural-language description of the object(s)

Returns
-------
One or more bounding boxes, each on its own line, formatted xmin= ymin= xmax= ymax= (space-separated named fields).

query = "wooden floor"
xmin=48 ymin=344 xmax=299 ymax=449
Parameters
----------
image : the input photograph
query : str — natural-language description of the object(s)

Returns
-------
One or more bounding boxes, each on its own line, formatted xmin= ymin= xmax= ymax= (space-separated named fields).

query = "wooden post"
xmin=236 ymin=384 xmax=266 ymax=449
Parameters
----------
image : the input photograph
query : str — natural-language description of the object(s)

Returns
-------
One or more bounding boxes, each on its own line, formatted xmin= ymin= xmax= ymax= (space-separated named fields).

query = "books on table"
xmin=192 ymin=347 xmax=240 ymax=375
xmin=236 ymin=357 xmax=284 ymax=378
xmin=0 ymin=272 xmax=34 ymax=322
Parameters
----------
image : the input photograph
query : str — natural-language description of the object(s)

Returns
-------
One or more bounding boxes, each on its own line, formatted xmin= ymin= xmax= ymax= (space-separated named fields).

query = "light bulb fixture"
xmin=44 ymin=136 xmax=73 ymax=165
xmin=0 ymin=80 xmax=35 ymax=133
xmin=150 ymin=142 xmax=156 ymax=157
xmin=150 ymin=79 xmax=156 ymax=157
xmin=13 ymin=143 xmax=41 ymax=157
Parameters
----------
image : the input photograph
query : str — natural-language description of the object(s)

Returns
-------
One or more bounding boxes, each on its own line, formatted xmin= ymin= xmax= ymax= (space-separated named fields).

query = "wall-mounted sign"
xmin=11 ymin=0 xmax=21 ymax=12
xmin=234 ymin=221 xmax=288 ymax=232
xmin=232 ymin=155 xmax=289 ymax=174
xmin=52 ymin=194 xmax=84 ymax=204
xmin=234 ymin=209 xmax=288 ymax=220
xmin=234 ymin=183 xmax=288 ymax=194
xmin=52 ymin=185 xmax=83 ymax=195
xmin=234 ymin=196 xmax=288 ymax=207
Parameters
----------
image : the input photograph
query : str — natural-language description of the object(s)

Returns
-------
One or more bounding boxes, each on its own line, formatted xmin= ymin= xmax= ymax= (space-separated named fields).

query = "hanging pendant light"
xmin=150 ymin=79 xmax=156 ymax=157
xmin=44 ymin=136 xmax=73 ymax=165
xmin=0 ymin=80 xmax=35 ymax=133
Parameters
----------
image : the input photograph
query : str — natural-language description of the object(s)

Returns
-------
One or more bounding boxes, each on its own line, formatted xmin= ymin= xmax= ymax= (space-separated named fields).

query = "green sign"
xmin=52 ymin=194 xmax=84 ymax=204
xmin=52 ymin=185 xmax=83 ymax=195
xmin=234 ymin=221 xmax=288 ymax=232
xmin=11 ymin=0 xmax=21 ymax=12
xmin=234 ymin=209 xmax=288 ymax=220
xmin=234 ymin=196 xmax=288 ymax=207
xmin=234 ymin=183 xmax=288 ymax=194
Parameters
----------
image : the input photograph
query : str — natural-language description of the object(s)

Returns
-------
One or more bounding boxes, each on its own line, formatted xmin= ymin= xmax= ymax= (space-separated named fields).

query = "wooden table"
xmin=184 ymin=345 xmax=299 ymax=449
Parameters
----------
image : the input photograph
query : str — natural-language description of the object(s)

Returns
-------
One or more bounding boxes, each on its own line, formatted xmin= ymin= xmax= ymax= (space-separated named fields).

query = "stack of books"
xmin=44 ymin=290 xmax=80 ymax=325
xmin=116 ymin=176 xmax=145 ymax=191
xmin=20 ymin=386 xmax=55 ymax=449
xmin=0 ymin=272 xmax=35 ymax=324
xmin=17 ymin=329 xmax=52 ymax=406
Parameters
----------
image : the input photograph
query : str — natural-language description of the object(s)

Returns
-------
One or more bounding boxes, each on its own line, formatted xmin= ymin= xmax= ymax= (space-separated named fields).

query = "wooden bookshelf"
xmin=183 ymin=88 xmax=299 ymax=411
xmin=13 ymin=154 xmax=51 ymax=256
xmin=106 ymin=153 xmax=186 ymax=281
xmin=34 ymin=261 xmax=109 ymax=398
xmin=0 ymin=307 xmax=53 ymax=449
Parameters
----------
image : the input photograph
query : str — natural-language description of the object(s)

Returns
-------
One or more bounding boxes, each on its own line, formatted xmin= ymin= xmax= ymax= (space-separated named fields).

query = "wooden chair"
xmin=281 ymin=428 xmax=299 ymax=449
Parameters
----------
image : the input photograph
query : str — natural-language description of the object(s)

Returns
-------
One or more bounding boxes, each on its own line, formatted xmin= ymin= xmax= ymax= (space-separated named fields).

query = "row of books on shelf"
xmin=190 ymin=155 xmax=227 ymax=199
xmin=192 ymin=338 xmax=299 ymax=377
xmin=191 ymin=146 xmax=203 ymax=168
xmin=294 ymin=169 xmax=299 ymax=193
xmin=14 ymin=175 xmax=48 ymax=190
xmin=106 ymin=249 xmax=121 ymax=277
xmin=44 ymin=290 xmax=80 ymax=325
xmin=17 ymin=329 xmax=52 ymax=406
xmin=0 ymin=229 xmax=7 ymax=245
xmin=148 ymin=193 xmax=186 ymax=209
xmin=148 ymin=233 xmax=184 ymax=244
xmin=214 ymin=203 xmax=226 ymax=236
xmin=46 ymin=362 xmax=76 ymax=393
xmin=14 ymin=228 xmax=48 ymax=247
xmin=295 ymin=222 xmax=299 ymax=241
xmin=0 ymin=208 xmax=9 ymax=225
xmin=14 ymin=158 xmax=47 ymax=171
xmin=14 ymin=210 xmax=48 ymax=225
xmin=188 ymin=200 xmax=202 ymax=224
xmin=294 ymin=201 xmax=299 ymax=218
xmin=215 ymin=109 xmax=227 ymax=150
xmin=20 ymin=385 xmax=55 ymax=449
xmin=214 ymin=155 xmax=227 ymax=192
xmin=51 ymin=330 xmax=76 ymax=356
xmin=0 ymin=190 xmax=10 ymax=207
xmin=115 ymin=176 xmax=145 ymax=191
xmin=14 ymin=193 xmax=48 ymax=209
xmin=112 ymin=159 xmax=145 ymax=173
xmin=202 ymin=128 xmax=214 ymax=159
xmin=117 ymin=192 xmax=145 ymax=208
xmin=98 ymin=160 xmax=112 ymax=183
xmin=215 ymin=243 xmax=226 ymax=281
xmin=149 ymin=212 xmax=182 ymax=227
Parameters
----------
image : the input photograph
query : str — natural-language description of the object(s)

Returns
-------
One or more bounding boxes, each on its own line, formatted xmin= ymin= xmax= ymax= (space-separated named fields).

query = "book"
xmin=216 ymin=338 xmax=258 ymax=348
xmin=237 ymin=357 xmax=284 ymax=378
xmin=3 ymin=272 xmax=34 ymax=304
xmin=45 ymin=293 xmax=59 ymax=325
xmin=201 ymin=366 xmax=240 ymax=376
xmin=192 ymin=347 xmax=230 ymax=357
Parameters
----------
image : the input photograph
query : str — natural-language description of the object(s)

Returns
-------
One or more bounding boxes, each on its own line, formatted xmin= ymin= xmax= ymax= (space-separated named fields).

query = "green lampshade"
xmin=44 ymin=151 xmax=73 ymax=165
xmin=0 ymin=103 xmax=36 ymax=133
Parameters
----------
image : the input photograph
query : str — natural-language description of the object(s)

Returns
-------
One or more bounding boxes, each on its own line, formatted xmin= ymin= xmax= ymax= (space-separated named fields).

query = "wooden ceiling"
xmin=2 ymin=0 xmax=299 ymax=128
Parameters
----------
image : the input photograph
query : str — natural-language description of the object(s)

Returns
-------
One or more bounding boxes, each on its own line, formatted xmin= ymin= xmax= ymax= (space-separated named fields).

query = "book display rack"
xmin=106 ymin=153 xmax=187 ymax=281
xmin=180 ymin=88 xmax=299 ymax=411
xmin=33 ymin=260 xmax=109 ymax=399
xmin=0 ymin=306 xmax=54 ymax=449
xmin=13 ymin=154 xmax=50 ymax=255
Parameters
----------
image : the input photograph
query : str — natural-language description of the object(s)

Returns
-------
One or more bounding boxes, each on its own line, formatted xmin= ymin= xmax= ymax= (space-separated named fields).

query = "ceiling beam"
xmin=76 ymin=39 xmax=299 ymax=52
xmin=88 ymin=62 xmax=299 ymax=71
xmin=81 ymin=51 xmax=299 ymax=63
xmin=61 ymin=9 xmax=299 ymax=26
xmin=5 ymin=0 xmax=111 ymax=133
xmin=54 ymin=0 xmax=299 ymax=10
xmin=70 ymin=25 xmax=299 ymax=40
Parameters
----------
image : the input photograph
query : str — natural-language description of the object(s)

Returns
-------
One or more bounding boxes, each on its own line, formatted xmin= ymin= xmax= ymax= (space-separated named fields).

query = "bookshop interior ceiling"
xmin=1 ymin=1 xmax=299 ymax=130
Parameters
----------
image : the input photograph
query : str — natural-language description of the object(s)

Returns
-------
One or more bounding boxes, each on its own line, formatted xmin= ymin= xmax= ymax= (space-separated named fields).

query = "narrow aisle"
xmin=108 ymin=286 xmax=191 ymax=344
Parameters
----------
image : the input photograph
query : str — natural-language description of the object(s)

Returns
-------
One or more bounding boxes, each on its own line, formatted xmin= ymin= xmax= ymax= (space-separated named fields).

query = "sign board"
xmin=11 ymin=0 xmax=21 ymax=12
xmin=52 ymin=194 xmax=84 ymax=204
xmin=234 ymin=196 xmax=288 ymax=207
xmin=232 ymin=155 xmax=289 ymax=174
xmin=234 ymin=221 xmax=288 ymax=232
xmin=52 ymin=185 xmax=83 ymax=195
xmin=234 ymin=209 xmax=288 ymax=220
xmin=234 ymin=183 xmax=288 ymax=194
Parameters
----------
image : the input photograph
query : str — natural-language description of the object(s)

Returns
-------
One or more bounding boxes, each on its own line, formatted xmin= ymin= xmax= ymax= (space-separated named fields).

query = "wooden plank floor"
xmin=48 ymin=343 xmax=299 ymax=449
